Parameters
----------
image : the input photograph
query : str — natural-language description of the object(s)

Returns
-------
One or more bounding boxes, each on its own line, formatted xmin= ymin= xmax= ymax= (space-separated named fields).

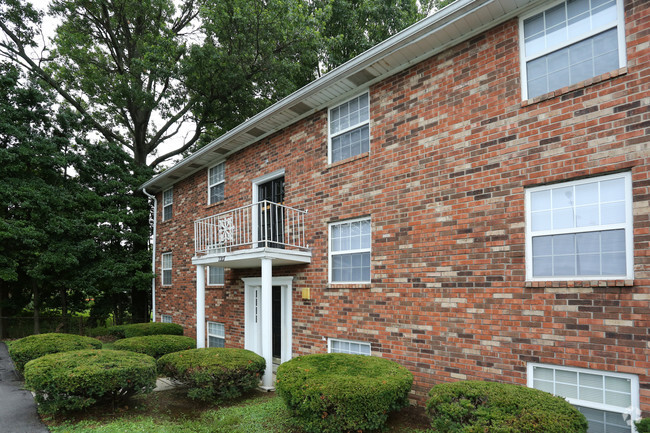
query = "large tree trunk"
xmin=33 ymin=280 xmax=40 ymax=335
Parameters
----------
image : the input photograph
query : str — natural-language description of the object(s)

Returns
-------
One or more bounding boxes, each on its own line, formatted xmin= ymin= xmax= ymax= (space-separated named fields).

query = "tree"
xmin=0 ymin=0 xmax=321 ymax=167
xmin=0 ymin=62 xmax=95 ymax=335
xmin=315 ymin=0 xmax=426 ymax=73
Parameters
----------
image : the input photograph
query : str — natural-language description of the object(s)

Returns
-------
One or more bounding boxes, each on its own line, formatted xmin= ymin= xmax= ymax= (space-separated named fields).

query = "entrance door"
xmin=258 ymin=177 xmax=285 ymax=248
xmin=272 ymin=286 xmax=281 ymax=360
xmin=243 ymin=277 xmax=293 ymax=365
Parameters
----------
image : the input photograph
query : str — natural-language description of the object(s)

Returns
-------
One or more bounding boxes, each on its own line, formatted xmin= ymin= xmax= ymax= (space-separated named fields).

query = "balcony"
xmin=193 ymin=201 xmax=311 ymax=268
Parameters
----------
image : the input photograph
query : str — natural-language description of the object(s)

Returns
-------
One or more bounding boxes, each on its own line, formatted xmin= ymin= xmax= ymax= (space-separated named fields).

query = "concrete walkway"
xmin=0 ymin=342 xmax=49 ymax=432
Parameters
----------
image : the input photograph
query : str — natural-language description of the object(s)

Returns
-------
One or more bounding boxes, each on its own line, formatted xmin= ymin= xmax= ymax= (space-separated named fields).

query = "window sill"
xmin=521 ymin=67 xmax=627 ymax=107
xmin=524 ymin=279 xmax=634 ymax=288
xmin=327 ymin=283 xmax=371 ymax=289
xmin=326 ymin=152 xmax=369 ymax=170
xmin=205 ymin=200 xmax=225 ymax=210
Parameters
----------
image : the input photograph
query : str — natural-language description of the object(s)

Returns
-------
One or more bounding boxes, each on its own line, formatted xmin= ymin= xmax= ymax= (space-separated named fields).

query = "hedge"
xmin=112 ymin=335 xmax=196 ymax=359
xmin=24 ymin=349 xmax=157 ymax=414
xmin=89 ymin=322 xmax=183 ymax=339
xmin=636 ymin=418 xmax=650 ymax=433
xmin=426 ymin=380 xmax=588 ymax=433
xmin=158 ymin=348 xmax=266 ymax=402
xmin=8 ymin=333 xmax=102 ymax=373
xmin=276 ymin=353 xmax=413 ymax=433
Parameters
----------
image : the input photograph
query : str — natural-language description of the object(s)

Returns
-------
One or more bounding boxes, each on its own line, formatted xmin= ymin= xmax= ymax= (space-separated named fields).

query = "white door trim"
xmin=242 ymin=276 xmax=293 ymax=364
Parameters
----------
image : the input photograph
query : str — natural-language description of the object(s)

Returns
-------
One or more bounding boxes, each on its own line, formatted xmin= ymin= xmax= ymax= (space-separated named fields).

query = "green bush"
xmin=8 ymin=333 xmax=102 ymax=373
xmin=158 ymin=348 xmax=265 ymax=402
xmin=112 ymin=335 xmax=196 ymax=359
xmin=89 ymin=322 xmax=183 ymax=339
xmin=636 ymin=418 xmax=650 ymax=433
xmin=24 ymin=349 xmax=157 ymax=414
xmin=276 ymin=353 xmax=413 ymax=433
xmin=426 ymin=380 xmax=588 ymax=433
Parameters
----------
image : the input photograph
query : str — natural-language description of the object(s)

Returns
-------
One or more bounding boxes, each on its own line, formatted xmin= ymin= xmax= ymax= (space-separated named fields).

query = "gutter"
xmin=142 ymin=188 xmax=157 ymax=323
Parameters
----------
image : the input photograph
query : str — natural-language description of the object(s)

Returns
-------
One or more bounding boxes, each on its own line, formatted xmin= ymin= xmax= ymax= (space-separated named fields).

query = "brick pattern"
xmin=154 ymin=1 xmax=650 ymax=412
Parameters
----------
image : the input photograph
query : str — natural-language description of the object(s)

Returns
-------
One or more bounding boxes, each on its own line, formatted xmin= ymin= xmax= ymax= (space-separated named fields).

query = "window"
xmin=525 ymin=172 xmax=632 ymax=280
xmin=161 ymin=252 xmax=172 ymax=285
xmin=161 ymin=314 xmax=172 ymax=323
xmin=528 ymin=364 xmax=639 ymax=433
xmin=207 ymin=322 xmax=225 ymax=348
xmin=521 ymin=0 xmax=625 ymax=99
xmin=329 ymin=218 xmax=371 ymax=283
xmin=208 ymin=266 xmax=224 ymax=286
xmin=162 ymin=188 xmax=173 ymax=221
xmin=329 ymin=338 xmax=371 ymax=356
xmin=329 ymin=93 xmax=370 ymax=164
xmin=208 ymin=162 xmax=225 ymax=204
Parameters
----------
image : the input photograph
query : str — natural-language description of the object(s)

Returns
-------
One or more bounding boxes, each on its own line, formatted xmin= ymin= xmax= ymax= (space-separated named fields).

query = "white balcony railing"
xmin=194 ymin=200 xmax=308 ymax=257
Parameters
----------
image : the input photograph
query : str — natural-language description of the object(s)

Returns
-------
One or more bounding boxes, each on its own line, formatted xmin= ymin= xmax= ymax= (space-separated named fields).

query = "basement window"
xmin=528 ymin=363 xmax=639 ymax=432
xmin=328 ymin=338 xmax=371 ymax=356
xmin=207 ymin=322 xmax=225 ymax=348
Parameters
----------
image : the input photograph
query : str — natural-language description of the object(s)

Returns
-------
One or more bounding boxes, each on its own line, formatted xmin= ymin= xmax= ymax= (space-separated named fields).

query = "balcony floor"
xmin=192 ymin=246 xmax=311 ymax=269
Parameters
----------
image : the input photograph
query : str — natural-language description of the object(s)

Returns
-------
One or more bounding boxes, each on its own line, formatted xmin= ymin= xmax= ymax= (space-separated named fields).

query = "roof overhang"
xmin=141 ymin=0 xmax=541 ymax=193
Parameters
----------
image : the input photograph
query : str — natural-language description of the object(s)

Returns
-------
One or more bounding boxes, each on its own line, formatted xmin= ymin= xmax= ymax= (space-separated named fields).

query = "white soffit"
xmin=142 ymin=0 xmax=540 ymax=193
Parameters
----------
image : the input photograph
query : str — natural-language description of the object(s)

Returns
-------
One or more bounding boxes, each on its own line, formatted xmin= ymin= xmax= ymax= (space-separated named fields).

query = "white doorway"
xmin=242 ymin=276 xmax=293 ymax=365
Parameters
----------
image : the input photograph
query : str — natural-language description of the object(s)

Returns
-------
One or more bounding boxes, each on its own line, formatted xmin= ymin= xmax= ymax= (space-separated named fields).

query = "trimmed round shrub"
xmin=112 ymin=335 xmax=196 ymax=359
xmin=426 ymin=380 xmax=588 ymax=433
xmin=276 ymin=353 xmax=413 ymax=433
xmin=24 ymin=349 xmax=157 ymax=414
xmin=122 ymin=322 xmax=184 ymax=338
xmin=158 ymin=348 xmax=265 ymax=402
xmin=8 ymin=333 xmax=102 ymax=373
xmin=89 ymin=322 xmax=183 ymax=339
xmin=636 ymin=418 xmax=650 ymax=433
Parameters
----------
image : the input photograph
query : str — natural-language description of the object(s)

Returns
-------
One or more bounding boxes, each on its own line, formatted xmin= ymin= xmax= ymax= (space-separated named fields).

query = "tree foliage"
xmin=0 ymin=63 xmax=152 ymax=334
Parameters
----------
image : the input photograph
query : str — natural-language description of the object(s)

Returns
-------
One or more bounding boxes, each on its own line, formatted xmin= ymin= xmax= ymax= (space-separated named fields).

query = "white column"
xmin=260 ymin=258 xmax=273 ymax=388
xmin=196 ymin=264 xmax=206 ymax=348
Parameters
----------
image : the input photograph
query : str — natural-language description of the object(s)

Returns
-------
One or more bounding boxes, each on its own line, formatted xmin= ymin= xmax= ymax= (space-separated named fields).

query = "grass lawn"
xmin=42 ymin=387 xmax=434 ymax=433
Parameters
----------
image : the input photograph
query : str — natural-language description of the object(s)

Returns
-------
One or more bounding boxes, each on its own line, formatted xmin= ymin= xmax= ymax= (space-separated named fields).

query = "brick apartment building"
xmin=141 ymin=0 xmax=650 ymax=430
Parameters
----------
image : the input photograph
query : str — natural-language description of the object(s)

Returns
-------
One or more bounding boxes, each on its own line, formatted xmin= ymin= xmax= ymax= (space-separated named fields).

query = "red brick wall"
xmin=155 ymin=0 xmax=650 ymax=411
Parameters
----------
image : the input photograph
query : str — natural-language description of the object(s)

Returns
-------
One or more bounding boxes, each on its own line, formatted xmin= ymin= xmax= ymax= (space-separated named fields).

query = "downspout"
xmin=142 ymin=188 xmax=157 ymax=323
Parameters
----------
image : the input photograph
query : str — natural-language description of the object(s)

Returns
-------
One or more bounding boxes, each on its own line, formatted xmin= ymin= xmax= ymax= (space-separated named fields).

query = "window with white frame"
xmin=161 ymin=252 xmax=172 ymax=285
xmin=208 ymin=266 xmax=224 ymax=286
xmin=528 ymin=364 xmax=639 ymax=433
xmin=208 ymin=162 xmax=225 ymax=204
xmin=521 ymin=0 xmax=625 ymax=99
xmin=161 ymin=314 xmax=172 ymax=323
xmin=329 ymin=218 xmax=371 ymax=283
xmin=525 ymin=172 xmax=632 ymax=280
xmin=329 ymin=93 xmax=370 ymax=164
xmin=207 ymin=322 xmax=225 ymax=348
xmin=162 ymin=188 xmax=173 ymax=221
xmin=329 ymin=338 xmax=371 ymax=356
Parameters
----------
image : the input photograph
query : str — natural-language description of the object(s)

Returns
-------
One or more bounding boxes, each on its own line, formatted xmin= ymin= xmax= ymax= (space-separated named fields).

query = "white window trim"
xmin=527 ymin=363 xmax=640 ymax=430
xmin=161 ymin=314 xmax=172 ymax=323
xmin=162 ymin=188 xmax=173 ymax=221
xmin=207 ymin=266 xmax=225 ymax=286
xmin=524 ymin=172 xmax=633 ymax=281
xmin=207 ymin=321 xmax=225 ymax=348
xmin=161 ymin=252 xmax=172 ymax=286
xmin=518 ymin=0 xmax=627 ymax=100
xmin=327 ymin=91 xmax=371 ymax=165
xmin=328 ymin=338 xmax=372 ymax=356
xmin=208 ymin=162 xmax=225 ymax=205
xmin=328 ymin=216 xmax=371 ymax=284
